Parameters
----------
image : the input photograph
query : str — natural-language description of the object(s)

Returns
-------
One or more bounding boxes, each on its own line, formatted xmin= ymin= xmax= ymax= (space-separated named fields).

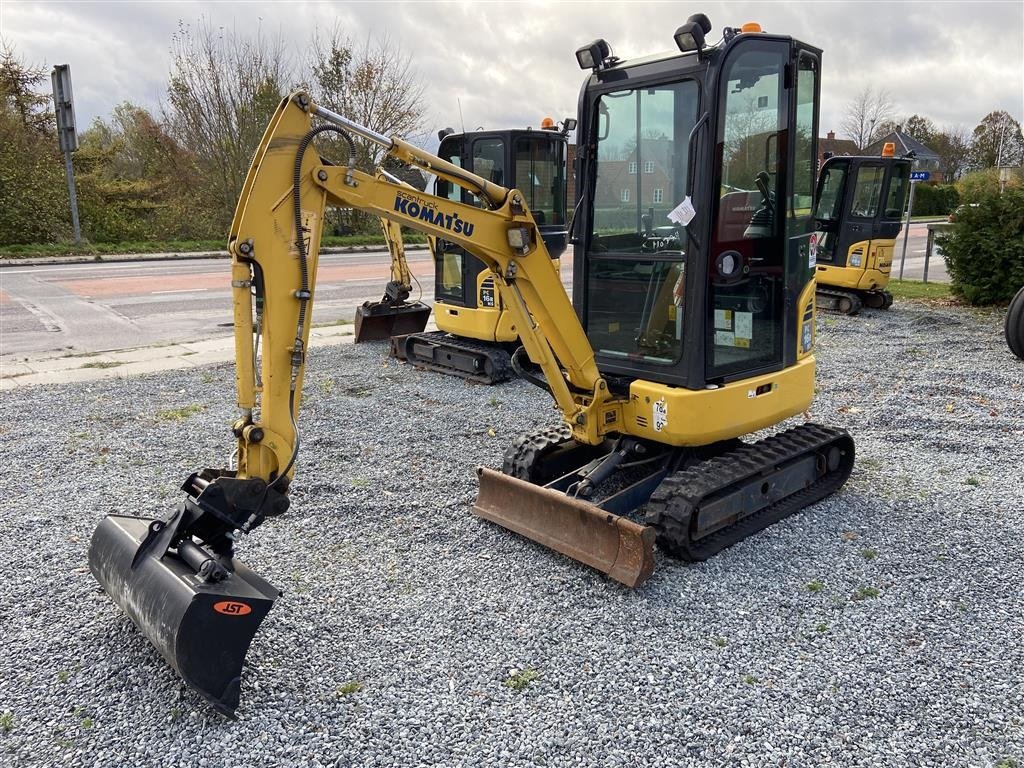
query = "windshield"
xmin=589 ymin=80 xmax=699 ymax=255
xmin=884 ymin=163 xmax=910 ymax=218
xmin=514 ymin=136 xmax=565 ymax=227
xmin=584 ymin=79 xmax=698 ymax=366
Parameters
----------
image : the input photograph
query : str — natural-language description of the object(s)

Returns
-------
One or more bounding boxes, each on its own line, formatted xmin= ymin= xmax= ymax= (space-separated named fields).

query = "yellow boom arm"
xmin=228 ymin=92 xmax=621 ymax=486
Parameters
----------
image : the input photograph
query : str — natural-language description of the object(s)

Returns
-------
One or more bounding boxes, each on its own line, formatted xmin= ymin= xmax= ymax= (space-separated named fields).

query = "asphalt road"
xmin=0 ymin=249 xmax=433 ymax=359
xmin=0 ymin=225 xmax=937 ymax=361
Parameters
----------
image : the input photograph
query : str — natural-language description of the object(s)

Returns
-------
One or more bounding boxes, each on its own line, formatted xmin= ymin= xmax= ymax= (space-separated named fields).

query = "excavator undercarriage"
xmin=476 ymin=422 xmax=854 ymax=586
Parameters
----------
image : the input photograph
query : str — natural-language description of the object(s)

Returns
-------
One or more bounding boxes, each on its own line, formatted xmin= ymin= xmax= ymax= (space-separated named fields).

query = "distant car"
xmin=948 ymin=203 xmax=980 ymax=222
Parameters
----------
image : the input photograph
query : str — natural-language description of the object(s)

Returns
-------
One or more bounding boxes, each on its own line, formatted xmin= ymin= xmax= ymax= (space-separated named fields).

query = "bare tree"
xmin=308 ymin=28 xmax=427 ymax=233
xmin=162 ymin=19 xmax=293 ymax=232
xmin=309 ymin=28 xmax=427 ymax=170
xmin=840 ymin=86 xmax=895 ymax=150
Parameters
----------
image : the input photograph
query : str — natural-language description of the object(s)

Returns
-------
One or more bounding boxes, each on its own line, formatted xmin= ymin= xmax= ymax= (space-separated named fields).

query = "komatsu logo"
xmin=394 ymin=192 xmax=475 ymax=237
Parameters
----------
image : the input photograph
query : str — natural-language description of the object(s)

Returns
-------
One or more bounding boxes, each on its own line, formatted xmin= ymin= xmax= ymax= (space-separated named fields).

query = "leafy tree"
xmin=904 ymin=114 xmax=938 ymax=147
xmin=933 ymin=125 xmax=971 ymax=182
xmin=75 ymin=104 xmax=213 ymax=241
xmin=0 ymin=42 xmax=69 ymax=244
xmin=163 ymin=19 xmax=293 ymax=235
xmin=970 ymin=110 xmax=1024 ymax=169
xmin=840 ymin=86 xmax=894 ymax=150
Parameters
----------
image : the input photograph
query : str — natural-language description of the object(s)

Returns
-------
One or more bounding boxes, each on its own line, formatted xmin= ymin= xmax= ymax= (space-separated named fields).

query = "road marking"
xmin=152 ymin=288 xmax=208 ymax=294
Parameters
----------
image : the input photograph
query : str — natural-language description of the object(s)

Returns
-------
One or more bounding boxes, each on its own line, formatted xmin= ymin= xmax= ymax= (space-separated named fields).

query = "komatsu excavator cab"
xmin=391 ymin=125 xmax=570 ymax=382
xmin=571 ymin=22 xmax=821 ymax=393
xmin=812 ymin=150 xmax=912 ymax=313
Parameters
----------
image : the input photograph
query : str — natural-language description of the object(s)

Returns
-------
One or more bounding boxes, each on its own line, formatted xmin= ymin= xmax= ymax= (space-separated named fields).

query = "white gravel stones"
xmin=0 ymin=300 xmax=1021 ymax=767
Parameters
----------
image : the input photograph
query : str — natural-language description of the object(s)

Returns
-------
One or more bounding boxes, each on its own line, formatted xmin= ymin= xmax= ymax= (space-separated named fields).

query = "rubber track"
xmin=402 ymin=331 xmax=514 ymax=384
xmin=816 ymin=287 xmax=863 ymax=315
xmin=503 ymin=423 xmax=573 ymax=483
xmin=645 ymin=423 xmax=854 ymax=561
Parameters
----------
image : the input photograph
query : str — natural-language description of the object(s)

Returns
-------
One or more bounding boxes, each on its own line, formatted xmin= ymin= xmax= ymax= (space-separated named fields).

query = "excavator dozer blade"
xmin=88 ymin=514 xmax=279 ymax=717
xmin=353 ymin=301 xmax=431 ymax=343
xmin=473 ymin=467 xmax=657 ymax=588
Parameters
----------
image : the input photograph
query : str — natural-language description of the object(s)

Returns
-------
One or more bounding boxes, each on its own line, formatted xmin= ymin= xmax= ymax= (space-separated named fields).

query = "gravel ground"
xmin=0 ymin=300 xmax=1022 ymax=768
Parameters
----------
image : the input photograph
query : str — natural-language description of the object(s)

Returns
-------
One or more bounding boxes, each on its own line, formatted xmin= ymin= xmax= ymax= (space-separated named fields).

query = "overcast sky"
xmin=3 ymin=0 xmax=1022 ymax=145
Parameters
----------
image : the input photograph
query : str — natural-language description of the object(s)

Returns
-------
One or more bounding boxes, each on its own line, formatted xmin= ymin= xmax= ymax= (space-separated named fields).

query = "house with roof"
xmin=865 ymin=130 xmax=944 ymax=182
xmin=819 ymin=130 xmax=860 ymax=160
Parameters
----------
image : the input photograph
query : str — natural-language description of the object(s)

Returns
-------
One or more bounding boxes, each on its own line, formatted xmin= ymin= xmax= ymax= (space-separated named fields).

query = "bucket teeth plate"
xmin=354 ymin=301 xmax=431 ymax=343
xmin=88 ymin=514 xmax=279 ymax=716
xmin=473 ymin=467 xmax=656 ymax=587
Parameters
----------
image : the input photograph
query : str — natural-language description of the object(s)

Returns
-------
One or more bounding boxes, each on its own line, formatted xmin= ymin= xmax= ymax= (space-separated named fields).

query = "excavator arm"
xmin=229 ymin=91 xmax=618 ymax=490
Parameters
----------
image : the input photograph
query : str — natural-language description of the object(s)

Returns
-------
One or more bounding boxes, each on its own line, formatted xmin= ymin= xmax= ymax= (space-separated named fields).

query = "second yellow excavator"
xmin=88 ymin=14 xmax=854 ymax=716
xmin=356 ymin=123 xmax=572 ymax=383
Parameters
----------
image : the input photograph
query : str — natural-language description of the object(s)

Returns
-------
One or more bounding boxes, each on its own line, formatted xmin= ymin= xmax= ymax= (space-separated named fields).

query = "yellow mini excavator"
xmin=812 ymin=146 xmax=912 ymax=314
xmin=356 ymin=124 xmax=572 ymax=384
xmin=89 ymin=14 xmax=853 ymax=716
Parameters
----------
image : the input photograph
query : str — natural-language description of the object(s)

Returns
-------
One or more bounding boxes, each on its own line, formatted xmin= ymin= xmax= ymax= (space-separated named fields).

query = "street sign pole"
xmin=897 ymin=173 xmax=929 ymax=280
xmin=51 ymin=65 xmax=81 ymax=243
xmin=898 ymin=180 xmax=917 ymax=281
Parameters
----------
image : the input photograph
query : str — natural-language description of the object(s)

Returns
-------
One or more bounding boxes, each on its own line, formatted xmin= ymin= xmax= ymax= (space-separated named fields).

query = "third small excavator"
xmin=812 ymin=145 xmax=912 ymax=314
xmin=88 ymin=14 xmax=854 ymax=716
xmin=356 ymin=123 xmax=572 ymax=383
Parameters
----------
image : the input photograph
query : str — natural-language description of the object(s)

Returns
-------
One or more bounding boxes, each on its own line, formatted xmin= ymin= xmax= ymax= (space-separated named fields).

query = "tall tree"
xmin=933 ymin=125 xmax=971 ymax=181
xmin=840 ymin=86 xmax=895 ymax=150
xmin=309 ymin=28 xmax=427 ymax=171
xmin=163 ymin=19 xmax=293 ymax=234
xmin=903 ymin=114 xmax=938 ymax=147
xmin=309 ymin=28 xmax=427 ymax=232
xmin=970 ymin=110 xmax=1024 ymax=169
xmin=0 ymin=42 xmax=69 ymax=244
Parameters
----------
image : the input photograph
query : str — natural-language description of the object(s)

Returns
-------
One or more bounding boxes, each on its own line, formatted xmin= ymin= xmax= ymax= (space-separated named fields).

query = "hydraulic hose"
xmin=273 ymin=124 xmax=357 ymax=491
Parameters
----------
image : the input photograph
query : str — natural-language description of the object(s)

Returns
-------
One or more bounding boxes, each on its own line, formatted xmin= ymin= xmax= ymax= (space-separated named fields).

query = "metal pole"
xmin=923 ymin=226 xmax=933 ymax=283
xmin=62 ymin=149 xmax=81 ymax=243
xmin=51 ymin=66 xmax=81 ymax=243
xmin=898 ymin=180 xmax=916 ymax=280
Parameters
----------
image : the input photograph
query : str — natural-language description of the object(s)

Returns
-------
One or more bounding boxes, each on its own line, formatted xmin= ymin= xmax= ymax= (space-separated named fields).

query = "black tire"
xmin=881 ymin=290 xmax=894 ymax=310
xmin=1006 ymin=286 xmax=1024 ymax=360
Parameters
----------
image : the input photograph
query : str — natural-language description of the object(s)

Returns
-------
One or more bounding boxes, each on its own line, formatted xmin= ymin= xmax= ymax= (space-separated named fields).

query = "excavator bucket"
xmin=353 ymin=300 xmax=431 ymax=343
xmin=88 ymin=513 xmax=279 ymax=717
xmin=473 ymin=468 xmax=657 ymax=588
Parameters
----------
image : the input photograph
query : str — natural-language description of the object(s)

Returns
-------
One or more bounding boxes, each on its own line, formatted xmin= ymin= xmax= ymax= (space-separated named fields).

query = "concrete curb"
xmin=0 ymin=243 xmax=430 ymax=268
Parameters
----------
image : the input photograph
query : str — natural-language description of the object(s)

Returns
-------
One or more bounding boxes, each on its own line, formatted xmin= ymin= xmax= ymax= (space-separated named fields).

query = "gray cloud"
xmin=5 ymin=1 xmax=1022 ymax=142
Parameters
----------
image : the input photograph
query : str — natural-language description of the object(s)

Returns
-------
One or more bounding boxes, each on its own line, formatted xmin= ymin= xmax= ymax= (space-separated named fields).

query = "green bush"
xmin=911 ymin=183 xmax=959 ymax=217
xmin=938 ymin=188 xmax=1024 ymax=304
